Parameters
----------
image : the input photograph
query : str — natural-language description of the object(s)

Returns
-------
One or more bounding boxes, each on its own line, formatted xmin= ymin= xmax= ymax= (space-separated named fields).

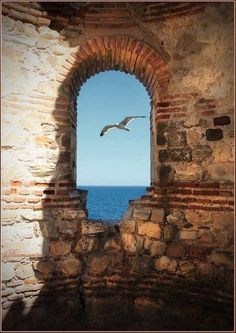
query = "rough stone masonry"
xmin=1 ymin=2 xmax=234 ymax=331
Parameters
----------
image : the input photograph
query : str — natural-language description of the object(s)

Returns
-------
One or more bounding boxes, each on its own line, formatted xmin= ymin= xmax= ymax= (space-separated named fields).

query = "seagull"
xmin=100 ymin=116 xmax=146 ymax=137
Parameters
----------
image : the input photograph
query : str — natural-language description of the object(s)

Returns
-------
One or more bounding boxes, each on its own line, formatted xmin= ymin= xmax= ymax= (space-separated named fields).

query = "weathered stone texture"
xmin=50 ymin=241 xmax=71 ymax=257
xmin=1 ymin=3 xmax=234 ymax=329
xmin=174 ymin=163 xmax=203 ymax=181
xmin=138 ymin=222 xmax=161 ymax=239
xmin=155 ymin=256 xmax=177 ymax=272
xmin=57 ymin=258 xmax=82 ymax=276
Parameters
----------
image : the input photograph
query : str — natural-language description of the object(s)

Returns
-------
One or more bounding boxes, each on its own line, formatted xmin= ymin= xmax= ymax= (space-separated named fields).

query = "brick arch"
xmin=54 ymin=35 xmax=170 ymax=184
xmin=59 ymin=35 xmax=170 ymax=98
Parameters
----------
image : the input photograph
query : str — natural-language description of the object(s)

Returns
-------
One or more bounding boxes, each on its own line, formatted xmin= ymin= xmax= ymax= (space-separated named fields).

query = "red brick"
xmin=18 ymin=189 xmax=30 ymax=195
xmin=3 ymin=188 xmax=17 ymax=195
xmin=2 ymin=197 xmax=13 ymax=203
xmin=32 ymin=191 xmax=43 ymax=196
xmin=156 ymin=114 xmax=170 ymax=120
xmin=192 ymin=190 xmax=219 ymax=196
xmin=35 ymin=182 xmax=55 ymax=187
xmin=41 ymin=198 xmax=52 ymax=203
xmin=201 ymin=110 xmax=216 ymax=116
xmin=1 ymin=181 xmax=9 ymax=187
xmin=10 ymin=181 xmax=22 ymax=187
xmin=13 ymin=197 xmax=25 ymax=203
xmin=23 ymin=181 xmax=35 ymax=187
xmin=27 ymin=197 xmax=41 ymax=204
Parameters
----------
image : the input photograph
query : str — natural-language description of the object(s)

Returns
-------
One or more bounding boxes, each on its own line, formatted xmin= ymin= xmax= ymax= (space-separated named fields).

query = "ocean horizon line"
xmin=77 ymin=185 xmax=148 ymax=187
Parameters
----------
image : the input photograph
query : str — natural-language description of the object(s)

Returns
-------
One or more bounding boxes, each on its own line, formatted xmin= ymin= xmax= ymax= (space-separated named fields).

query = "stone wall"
xmin=1 ymin=2 xmax=234 ymax=330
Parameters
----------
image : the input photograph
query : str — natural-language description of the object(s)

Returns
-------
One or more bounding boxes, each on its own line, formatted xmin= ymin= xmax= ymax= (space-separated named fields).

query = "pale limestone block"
xmin=185 ymin=210 xmax=212 ymax=225
xmin=207 ymin=162 xmax=234 ymax=182
xmin=2 ymin=263 xmax=15 ymax=281
xmin=174 ymin=162 xmax=203 ymax=181
xmin=121 ymin=233 xmax=136 ymax=253
xmin=120 ymin=219 xmax=136 ymax=233
xmin=15 ymin=263 xmax=35 ymax=279
xmin=138 ymin=222 xmax=161 ymax=239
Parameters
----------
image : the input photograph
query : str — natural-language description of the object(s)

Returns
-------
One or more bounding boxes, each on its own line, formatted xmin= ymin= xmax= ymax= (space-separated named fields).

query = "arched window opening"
xmin=77 ymin=71 xmax=150 ymax=222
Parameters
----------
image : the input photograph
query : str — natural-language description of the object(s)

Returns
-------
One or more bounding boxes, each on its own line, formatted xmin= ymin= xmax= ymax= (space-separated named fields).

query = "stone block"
xmin=2 ymin=263 xmax=15 ymax=281
xmin=20 ymin=210 xmax=43 ymax=222
xmin=134 ymin=297 xmax=163 ymax=312
xmin=104 ymin=238 xmax=121 ymax=251
xmin=166 ymin=210 xmax=185 ymax=224
xmin=87 ymin=255 xmax=111 ymax=275
xmin=151 ymin=208 xmax=164 ymax=223
xmin=167 ymin=131 xmax=187 ymax=148
xmin=198 ymin=231 xmax=216 ymax=248
xmin=37 ymin=36 xmax=55 ymax=49
xmin=215 ymin=230 xmax=232 ymax=248
xmin=174 ymin=163 xmax=203 ymax=181
xmin=15 ymin=284 xmax=41 ymax=293
xmin=121 ymin=233 xmax=136 ymax=252
xmin=192 ymin=145 xmax=212 ymax=162
xmin=158 ymin=149 xmax=169 ymax=162
xmin=207 ymin=251 xmax=233 ymax=269
xmin=159 ymin=165 xmax=174 ymax=182
xmin=29 ymin=164 xmax=55 ymax=177
xmin=38 ymin=26 xmax=60 ymax=39
xmin=206 ymin=128 xmax=223 ymax=141
xmin=196 ymin=262 xmax=213 ymax=279
xmin=186 ymin=128 xmax=203 ymax=145
xmin=144 ymin=239 xmax=166 ymax=256
xmin=133 ymin=208 xmax=151 ymax=221
xmin=32 ymin=261 xmax=55 ymax=278
xmin=167 ymin=242 xmax=186 ymax=258
xmin=154 ymin=256 xmax=177 ymax=272
xmin=156 ymin=133 xmax=166 ymax=145
xmin=179 ymin=260 xmax=195 ymax=276
xmin=75 ymin=237 xmax=99 ymax=254
xmin=8 ymin=293 xmax=24 ymax=301
xmin=57 ymin=258 xmax=82 ymax=276
xmin=50 ymin=241 xmax=71 ymax=257
xmin=56 ymin=219 xmax=79 ymax=237
xmin=179 ymin=230 xmax=197 ymax=240
xmin=213 ymin=142 xmax=232 ymax=162
xmin=189 ymin=246 xmax=209 ymax=259
xmin=213 ymin=116 xmax=231 ymax=126
xmin=2 ymin=288 xmax=14 ymax=297
xmin=82 ymin=220 xmax=109 ymax=235
xmin=207 ymin=162 xmax=234 ymax=182
xmin=1 ymin=210 xmax=18 ymax=225
xmin=15 ymin=263 xmax=34 ymax=280
xmin=22 ymin=23 xmax=38 ymax=37
xmin=120 ymin=219 xmax=136 ymax=233
xmin=170 ymin=148 xmax=192 ymax=162
xmin=138 ymin=222 xmax=161 ymax=239
xmin=2 ymin=16 xmax=15 ymax=32
xmin=185 ymin=210 xmax=212 ymax=225
xmin=28 ymin=237 xmax=49 ymax=256
xmin=2 ymin=301 xmax=15 ymax=310
xmin=212 ymin=213 xmax=234 ymax=233
xmin=184 ymin=114 xmax=200 ymax=128
xmin=15 ymin=223 xmax=34 ymax=240
xmin=163 ymin=224 xmax=176 ymax=241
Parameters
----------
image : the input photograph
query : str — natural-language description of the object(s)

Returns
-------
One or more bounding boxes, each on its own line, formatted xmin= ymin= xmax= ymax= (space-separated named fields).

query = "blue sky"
xmin=77 ymin=71 xmax=150 ymax=186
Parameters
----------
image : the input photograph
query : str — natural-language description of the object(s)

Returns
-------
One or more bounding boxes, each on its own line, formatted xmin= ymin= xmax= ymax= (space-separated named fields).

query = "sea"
xmin=78 ymin=186 xmax=146 ymax=222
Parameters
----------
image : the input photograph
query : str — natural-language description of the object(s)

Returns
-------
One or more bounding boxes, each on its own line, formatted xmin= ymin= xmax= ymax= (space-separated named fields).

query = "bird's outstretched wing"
xmin=100 ymin=125 xmax=117 ymax=136
xmin=119 ymin=116 xmax=146 ymax=126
